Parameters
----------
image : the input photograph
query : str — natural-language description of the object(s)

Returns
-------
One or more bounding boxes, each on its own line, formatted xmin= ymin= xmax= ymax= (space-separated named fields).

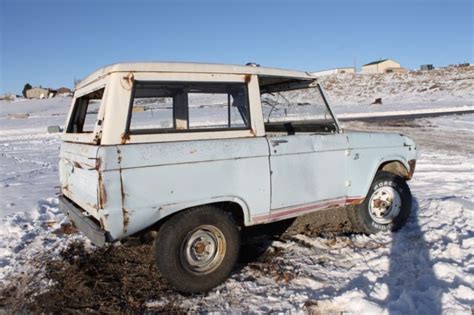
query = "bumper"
xmin=59 ymin=195 xmax=112 ymax=246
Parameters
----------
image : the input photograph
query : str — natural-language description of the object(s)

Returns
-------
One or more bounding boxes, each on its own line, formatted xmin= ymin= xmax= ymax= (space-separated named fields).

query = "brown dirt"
xmin=0 ymin=207 xmax=352 ymax=313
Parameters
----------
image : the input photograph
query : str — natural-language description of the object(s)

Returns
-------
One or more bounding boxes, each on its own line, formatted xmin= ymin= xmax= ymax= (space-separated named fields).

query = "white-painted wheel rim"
xmin=368 ymin=186 xmax=402 ymax=224
xmin=181 ymin=225 xmax=226 ymax=274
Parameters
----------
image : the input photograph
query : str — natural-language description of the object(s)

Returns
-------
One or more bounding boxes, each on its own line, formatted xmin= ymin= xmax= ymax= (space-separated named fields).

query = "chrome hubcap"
xmin=368 ymin=186 xmax=401 ymax=224
xmin=181 ymin=225 xmax=226 ymax=274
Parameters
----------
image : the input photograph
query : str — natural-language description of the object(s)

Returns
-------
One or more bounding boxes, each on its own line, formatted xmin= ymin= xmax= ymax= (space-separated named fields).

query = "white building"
xmin=311 ymin=67 xmax=355 ymax=77
xmin=26 ymin=87 xmax=50 ymax=99
xmin=361 ymin=59 xmax=403 ymax=74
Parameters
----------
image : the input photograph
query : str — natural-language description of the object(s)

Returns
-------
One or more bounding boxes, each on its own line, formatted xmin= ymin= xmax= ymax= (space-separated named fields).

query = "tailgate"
xmin=59 ymin=142 xmax=100 ymax=218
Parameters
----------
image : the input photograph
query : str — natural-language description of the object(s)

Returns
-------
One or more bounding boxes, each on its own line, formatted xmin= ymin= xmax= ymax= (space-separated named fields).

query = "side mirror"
xmin=47 ymin=125 xmax=63 ymax=133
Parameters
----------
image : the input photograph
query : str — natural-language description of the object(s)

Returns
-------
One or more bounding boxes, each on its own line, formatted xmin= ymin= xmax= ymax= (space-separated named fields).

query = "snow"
xmin=0 ymin=67 xmax=473 ymax=312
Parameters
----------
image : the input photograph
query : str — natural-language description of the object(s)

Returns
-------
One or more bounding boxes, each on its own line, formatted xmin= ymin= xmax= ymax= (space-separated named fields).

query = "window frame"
xmin=259 ymin=80 xmax=340 ymax=133
xmin=125 ymin=80 xmax=252 ymax=135
xmin=66 ymin=88 xmax=105 ymax=134
xmin=62 ymin=79 xmax=108 ymax=144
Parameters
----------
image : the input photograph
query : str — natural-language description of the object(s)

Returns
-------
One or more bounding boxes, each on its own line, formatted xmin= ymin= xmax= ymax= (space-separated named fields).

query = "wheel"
xmin=347 ymin=171 xmax=412 ymax=234
xmin=154 ymin=205 xmax=240 ymax=293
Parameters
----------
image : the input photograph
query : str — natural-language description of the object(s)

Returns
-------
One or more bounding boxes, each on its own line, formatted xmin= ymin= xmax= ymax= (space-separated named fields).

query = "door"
xmin=267 ymin=133 xmax=348 ymax=215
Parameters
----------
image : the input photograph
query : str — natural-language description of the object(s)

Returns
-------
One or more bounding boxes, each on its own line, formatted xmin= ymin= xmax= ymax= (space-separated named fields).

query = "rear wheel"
xmin=348 ymin=171 xmax=412 ymax=234
xmin=154 ymin=206 xmax=239 ymax=293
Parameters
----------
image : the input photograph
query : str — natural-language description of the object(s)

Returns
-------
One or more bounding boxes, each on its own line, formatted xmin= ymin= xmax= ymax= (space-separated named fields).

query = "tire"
xmin=154 ymin=205 xmax=240 ymax=293
xmin=347 ymin=171 xmax=412 ymax=234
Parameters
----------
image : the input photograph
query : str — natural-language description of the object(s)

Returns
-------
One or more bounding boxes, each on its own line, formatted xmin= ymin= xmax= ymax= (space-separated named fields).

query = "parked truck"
xmin=58 ymin=62 xmax=417 ymax=292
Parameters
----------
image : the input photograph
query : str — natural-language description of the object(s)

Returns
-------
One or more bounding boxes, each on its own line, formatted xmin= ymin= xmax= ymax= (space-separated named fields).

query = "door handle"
xmin=271 ymin=139 xmax=288 ymax=147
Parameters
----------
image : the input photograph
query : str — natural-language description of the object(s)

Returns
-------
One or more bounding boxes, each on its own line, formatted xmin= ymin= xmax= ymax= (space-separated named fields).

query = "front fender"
xmin=348 ymin=153 xmax=412 ymax=200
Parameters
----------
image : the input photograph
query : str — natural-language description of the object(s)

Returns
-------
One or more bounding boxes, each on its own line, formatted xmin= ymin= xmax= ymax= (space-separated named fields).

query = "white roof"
xmin=77 ymin=62 xmax=316 ymax=89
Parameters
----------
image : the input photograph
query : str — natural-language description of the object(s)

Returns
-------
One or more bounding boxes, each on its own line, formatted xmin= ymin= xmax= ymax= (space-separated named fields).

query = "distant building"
xmin=362 ymin=59 xmax=402 ymax=74
xmin=57 ymin=87 xmax=72 ymax=95
xmin=312 ymin=67 xmax=355 ymax=77
xmin=26 ymin=87 xmax=50 ymax=99
xmin=420 ymin=64 xmax=434 ymax=71
xmin=0 ymin=93 xmax=16 ymax=101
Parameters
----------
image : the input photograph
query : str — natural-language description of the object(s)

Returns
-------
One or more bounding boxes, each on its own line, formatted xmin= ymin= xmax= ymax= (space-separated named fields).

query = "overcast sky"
xmin=1 ymin=0 xmax=473 ymax=94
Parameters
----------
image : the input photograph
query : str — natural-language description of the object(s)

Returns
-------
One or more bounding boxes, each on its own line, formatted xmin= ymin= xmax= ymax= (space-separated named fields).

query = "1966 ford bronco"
xmin=59 ymin=62 xmax=417 ymax=292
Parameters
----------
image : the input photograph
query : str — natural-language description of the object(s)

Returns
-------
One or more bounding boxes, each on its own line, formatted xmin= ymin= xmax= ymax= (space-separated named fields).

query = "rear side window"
xmin=128 ymin=81 xmax=250 ymax=134
xmin=66 ymin=88 xmax=104 ymax=133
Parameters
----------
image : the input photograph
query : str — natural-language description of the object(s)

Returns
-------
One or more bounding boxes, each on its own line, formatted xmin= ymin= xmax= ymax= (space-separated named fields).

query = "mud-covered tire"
xmin=347 ymin=171 xmax=412 ymax=234
xmin=154 ymin=206 xmax=239 ymax=293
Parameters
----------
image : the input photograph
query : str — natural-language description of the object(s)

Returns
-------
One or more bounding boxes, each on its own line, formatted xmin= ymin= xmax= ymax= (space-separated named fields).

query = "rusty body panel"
xmin=58 ymin=62 xmax=417 ymax=245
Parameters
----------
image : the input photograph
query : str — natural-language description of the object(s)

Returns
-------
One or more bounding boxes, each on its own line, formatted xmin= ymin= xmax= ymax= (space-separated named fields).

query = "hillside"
xmin=319 ymin=66 xmax=474 ymax=113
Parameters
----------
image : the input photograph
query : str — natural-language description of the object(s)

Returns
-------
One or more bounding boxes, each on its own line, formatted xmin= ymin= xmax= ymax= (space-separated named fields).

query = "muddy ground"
xmin=0 ymin=207 xmax=351 ymax=313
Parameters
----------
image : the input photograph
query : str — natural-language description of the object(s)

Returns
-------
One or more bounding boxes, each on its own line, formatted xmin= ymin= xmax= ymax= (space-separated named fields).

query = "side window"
xmin=130 ymin=95 xmax=175 ymax=130
xmin=128 ymin=81 xmax=250 ymax=133
xmin=66 ymin=88 xmax=104 ymax=133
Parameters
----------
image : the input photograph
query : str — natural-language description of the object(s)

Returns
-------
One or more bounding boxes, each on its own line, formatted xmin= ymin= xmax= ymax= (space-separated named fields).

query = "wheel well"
xmin=378 ymin=161 xmax=409 ymax=179
xmin=164 ymin=201 xmax=246 ymax=227
xmin=133 ymin=201 xmax=246 ymax=242
xmin=213 ymin=202 xmax=245 ymax=227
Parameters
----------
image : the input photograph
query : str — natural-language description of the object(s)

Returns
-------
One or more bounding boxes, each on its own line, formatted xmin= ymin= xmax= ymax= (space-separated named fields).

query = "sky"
xmin=1 ymin=0 xmax=473 ymax=94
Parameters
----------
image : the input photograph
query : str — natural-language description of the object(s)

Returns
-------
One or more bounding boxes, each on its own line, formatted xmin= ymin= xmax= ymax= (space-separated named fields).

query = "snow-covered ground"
xmin=0 ymin=68 xmax=473 ymax=312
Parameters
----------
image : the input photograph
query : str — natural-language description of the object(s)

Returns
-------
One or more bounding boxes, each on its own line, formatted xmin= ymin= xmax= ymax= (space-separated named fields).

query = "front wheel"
xmin=347 ymin=171 xmax=412 ymax=234
xmin=154 ymin=206 xmax=239 ymax=293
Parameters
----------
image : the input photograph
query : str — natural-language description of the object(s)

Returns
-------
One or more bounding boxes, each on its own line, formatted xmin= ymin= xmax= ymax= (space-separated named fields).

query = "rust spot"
xmin=117 ymin=150 xmax=122 ymax=164
xmin=98 ymin=172 xmax=107 ymax=209
xmin=346 ymin=197 xmax=365 ymax=206
xmin=244 ymin=74 xmax=251 ymax=83
xmin=95 ymin=157 xmax=102 ymax=170
xmin=373 ymin=199 xmax=386 ymax=208
xmin=123 ymin=72 xmax=135 ymax=85
xmin=407 ymin=159 xmax=417 ymax=180
xmin=115 ymin=146 xmax=128 ymax=233
xmin=123 ymin=208 xmax=129 ymax=232
xmin=195 ymin=242 xmax=205 ymax=253
xmin=120 ymin=133 xmax=130 ymax=144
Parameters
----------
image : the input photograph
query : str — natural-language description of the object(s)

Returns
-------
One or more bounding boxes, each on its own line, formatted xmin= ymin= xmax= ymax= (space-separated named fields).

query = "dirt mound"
xmin=2 ymin=242 xmax=185 ymax=313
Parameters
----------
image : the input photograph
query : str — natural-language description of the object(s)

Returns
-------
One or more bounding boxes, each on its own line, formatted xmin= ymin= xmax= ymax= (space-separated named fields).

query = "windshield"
xmin=260 ymin=82 xmax=336 ymax=127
